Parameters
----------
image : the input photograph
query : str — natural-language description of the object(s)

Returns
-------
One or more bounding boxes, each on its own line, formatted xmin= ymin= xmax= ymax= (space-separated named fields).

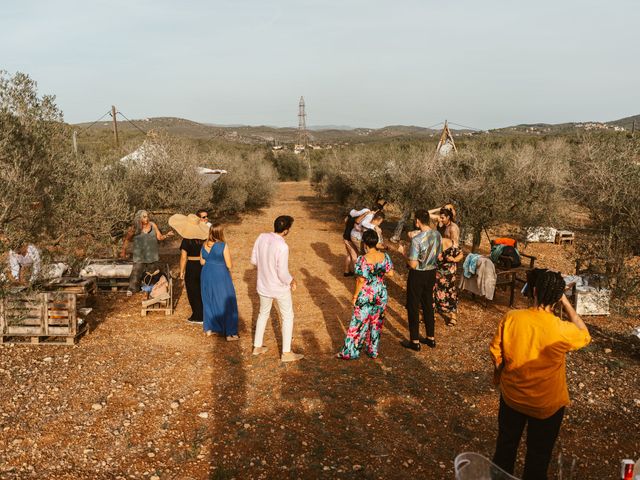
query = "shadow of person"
xmin=300 ymin=266 xmax=350 ymax=351
xmin=309 ymin=241 xmax=354 ymax=290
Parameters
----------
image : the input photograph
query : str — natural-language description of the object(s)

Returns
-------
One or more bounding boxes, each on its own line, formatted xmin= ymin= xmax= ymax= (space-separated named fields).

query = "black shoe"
xmin=343 ymin=272 xmax=354 ymax=277
xmin=419 ymin=337 xmax=436 ymax=348
xmin=400 ymin=339 xmax=421 ymax=351
xmin=187 ymin=318 xmax=203 ymax=324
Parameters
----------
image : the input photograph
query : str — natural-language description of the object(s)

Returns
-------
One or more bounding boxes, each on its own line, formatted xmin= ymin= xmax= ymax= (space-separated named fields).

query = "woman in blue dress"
xmin=200 ymin=224 xmax=240 ymax=341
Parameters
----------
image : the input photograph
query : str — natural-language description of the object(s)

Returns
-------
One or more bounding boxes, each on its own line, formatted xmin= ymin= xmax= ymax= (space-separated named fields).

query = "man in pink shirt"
xmin=251 ymin=215 xmax=304 ymax=362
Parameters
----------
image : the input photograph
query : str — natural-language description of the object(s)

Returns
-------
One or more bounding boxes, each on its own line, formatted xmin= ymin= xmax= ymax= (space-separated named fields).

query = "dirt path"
xmin=1 ymin=182 xmax=638 ymax=479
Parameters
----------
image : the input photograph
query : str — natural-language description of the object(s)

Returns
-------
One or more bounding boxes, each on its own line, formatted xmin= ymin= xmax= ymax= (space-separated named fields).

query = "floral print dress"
xmin=434 ymin=246 xmax=462 ymax=314
xmin=337 ymin=253 xmax=393 ymax=359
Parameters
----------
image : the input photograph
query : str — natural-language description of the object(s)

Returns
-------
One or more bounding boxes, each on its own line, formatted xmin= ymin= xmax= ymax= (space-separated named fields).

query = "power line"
xmin=117 ymin=111 xmax=147 ymax=135
xmin=77 ymin=111 xmax=111 ymax=135
xmin=448 ymin=121 xmax=483 ymax=132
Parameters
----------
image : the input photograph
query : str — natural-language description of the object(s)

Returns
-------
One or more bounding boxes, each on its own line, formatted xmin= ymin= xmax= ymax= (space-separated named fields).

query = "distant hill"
xmin=73 ymin=113 xmax=638 ymax=145
xmin=608 ymin=114 xmax=640 ymax=131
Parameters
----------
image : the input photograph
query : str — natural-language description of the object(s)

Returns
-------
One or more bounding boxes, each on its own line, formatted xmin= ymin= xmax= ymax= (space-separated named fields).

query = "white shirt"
xmin=250 ymin=233 xmax=293 ymax=298
xmin=351 ymin=212 xmax=377 ymax=241
xmin=8 ymin=245 xmax=41 ymax=282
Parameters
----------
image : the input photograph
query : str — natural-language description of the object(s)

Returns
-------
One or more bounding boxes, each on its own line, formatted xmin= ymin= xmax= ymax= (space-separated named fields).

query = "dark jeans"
xmin=184 ymin=260 xmax=203 ymax=322
xmin=406 ymin=268 xmax=436 ymax=341
xmin=128 ymin=261 xmax=161 ymax=293
xmin=493 ymin=396 xmax=565 ymax=480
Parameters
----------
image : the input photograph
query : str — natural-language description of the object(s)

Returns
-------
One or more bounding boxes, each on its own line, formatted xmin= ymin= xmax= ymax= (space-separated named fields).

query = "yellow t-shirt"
xmin=489 ymin=308 xmax=591 ymax=419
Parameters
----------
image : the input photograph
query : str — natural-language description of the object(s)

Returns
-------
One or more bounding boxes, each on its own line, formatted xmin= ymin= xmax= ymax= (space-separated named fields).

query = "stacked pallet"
xmin=0 ymin=291 xmax=89 ymax=345
xmin=80 ymin=259 xmax=133 ymax=292
xmin=44 ymin=277 xmax=97 ymax=307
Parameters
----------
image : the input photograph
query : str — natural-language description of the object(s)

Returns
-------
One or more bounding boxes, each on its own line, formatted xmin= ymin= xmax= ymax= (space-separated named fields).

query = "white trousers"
xmin=253 ymin=291 xmax=294 ymax=353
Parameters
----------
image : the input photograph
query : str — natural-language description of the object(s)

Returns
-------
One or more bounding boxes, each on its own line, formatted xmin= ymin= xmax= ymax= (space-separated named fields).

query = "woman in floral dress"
xmin=434 ymin=237 xmax=464 ymax=325
xmin=337 ymin=229 xmax=394 ymax=359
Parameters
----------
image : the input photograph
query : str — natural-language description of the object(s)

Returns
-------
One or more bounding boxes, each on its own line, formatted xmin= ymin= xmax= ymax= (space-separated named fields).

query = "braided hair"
xmin=526 ymin=268 xmax=566 ymax=307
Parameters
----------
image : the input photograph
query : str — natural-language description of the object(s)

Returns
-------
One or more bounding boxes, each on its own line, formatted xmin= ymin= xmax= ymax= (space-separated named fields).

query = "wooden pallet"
xmin=43 ymin=277 xmax=97 ymax=307
xmin=0 ymin=323 xmax=89 ymax=345
xmin=1 ymin=291 xmax=89 ymax=345
xmin=555 ymin=230 xmax=575 ymax=245
xmin=81 ymin=258 xmax=133 ymax=293
xmin=96 ymin=277 xmax=130 ymax=292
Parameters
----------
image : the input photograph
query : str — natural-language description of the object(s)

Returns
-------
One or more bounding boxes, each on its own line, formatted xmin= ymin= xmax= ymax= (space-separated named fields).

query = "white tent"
xmin=119 ymin=141 xmax=227 ymax=184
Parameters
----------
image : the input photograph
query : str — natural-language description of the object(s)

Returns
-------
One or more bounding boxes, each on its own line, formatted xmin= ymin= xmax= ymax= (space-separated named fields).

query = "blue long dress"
xmin=200 ymin=242 xmax=239 ymax=336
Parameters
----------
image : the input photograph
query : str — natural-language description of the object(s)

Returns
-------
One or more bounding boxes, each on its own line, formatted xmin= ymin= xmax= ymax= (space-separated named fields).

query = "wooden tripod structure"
xmin=435 ymin=120 xmax=457 ymax=156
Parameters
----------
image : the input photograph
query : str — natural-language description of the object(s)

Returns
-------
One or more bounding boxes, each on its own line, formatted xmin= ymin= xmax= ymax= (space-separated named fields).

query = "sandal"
xmin=226 ymin=335 xmax=240 ymax=342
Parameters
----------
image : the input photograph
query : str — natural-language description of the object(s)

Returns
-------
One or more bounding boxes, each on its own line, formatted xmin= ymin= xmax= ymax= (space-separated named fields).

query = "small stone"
xmin=604 ymin=348 xmax=612 ymax=354
xmin=353 ymin=465 xmax=362 ymax=471
xmin=170 ymin=402 xmax=179 ymax=409
xmin=151 ymin=476 xmax=160 ymax=480
xmin=243 ymin=423 xmax=250 ymax=429
xmin=91 ymin=404 xmax=102 ymax=411
xmin=578 ymin=382 xmax=585 ymax=389
xmin=323 ymin=466 xmax=330 ymax=471
xmin=302 ymin=441 xmax=308 ymax=446
xmin=43 ymin=357 xmax=53 ymax=362
xmin=147 ymin=453 xmax=155 ymax=458
xmin=198 ymin=412 xmax=209 ymax=419
xmin=402 ymin=462 xmax=409 ymax=468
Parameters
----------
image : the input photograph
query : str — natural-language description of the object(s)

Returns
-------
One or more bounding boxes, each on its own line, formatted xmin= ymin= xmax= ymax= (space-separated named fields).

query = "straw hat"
xmin=168 ymin=214 xmax=209 ymax=240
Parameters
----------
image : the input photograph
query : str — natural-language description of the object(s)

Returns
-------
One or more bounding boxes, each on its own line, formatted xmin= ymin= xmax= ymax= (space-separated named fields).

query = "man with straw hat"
xmin=169 ymin=213 xmax=210 ymax=324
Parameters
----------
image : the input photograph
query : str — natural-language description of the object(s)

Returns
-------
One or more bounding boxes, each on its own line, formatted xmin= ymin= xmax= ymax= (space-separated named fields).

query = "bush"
xmin=268 ymin=150 xmax=307 ymax=181
xmin=570 ymin=134 xmax=640 ymax=305
xmin=316 ymin=139 xmax=570 ymax=250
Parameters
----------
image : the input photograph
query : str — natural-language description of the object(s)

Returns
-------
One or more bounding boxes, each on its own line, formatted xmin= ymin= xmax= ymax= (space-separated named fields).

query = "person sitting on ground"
xmin=7 ymin=241 xmax=41 ymax=284
xmin=337 ymin=229 xmax=394 ymax=360
xmin=121 ymin=210 xmax=174 ymax=296
xmin=490 ymin=269 xmax=590 ymax=480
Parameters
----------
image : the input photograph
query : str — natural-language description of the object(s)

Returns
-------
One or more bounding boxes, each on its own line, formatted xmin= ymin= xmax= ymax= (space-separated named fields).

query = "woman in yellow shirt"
xmin=489 ymin=269 xmax=590 ymax=480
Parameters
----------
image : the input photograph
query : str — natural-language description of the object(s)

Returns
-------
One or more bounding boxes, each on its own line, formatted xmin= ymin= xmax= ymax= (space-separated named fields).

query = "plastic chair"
xmin=455 ymin=452 xmax=520 ymax=480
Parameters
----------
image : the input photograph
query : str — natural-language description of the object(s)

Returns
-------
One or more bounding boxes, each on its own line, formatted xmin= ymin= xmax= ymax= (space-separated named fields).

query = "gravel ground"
xmin=1 ymin=182 xmax=638 ymax=479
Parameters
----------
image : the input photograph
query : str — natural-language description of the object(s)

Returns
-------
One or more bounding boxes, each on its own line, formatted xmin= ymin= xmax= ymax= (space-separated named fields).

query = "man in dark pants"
xmin=490 ymin=271 xmax=590 ymax=479
xmin=398 ymin=209 xmax=442 ymax=351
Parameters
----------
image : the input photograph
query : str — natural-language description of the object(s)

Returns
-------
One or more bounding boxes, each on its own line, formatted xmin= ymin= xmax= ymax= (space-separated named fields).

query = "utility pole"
xmin=111 ymin=105 xmax=119 ymax=147
xmin=72 ymin=130 xmax=78 ymax=156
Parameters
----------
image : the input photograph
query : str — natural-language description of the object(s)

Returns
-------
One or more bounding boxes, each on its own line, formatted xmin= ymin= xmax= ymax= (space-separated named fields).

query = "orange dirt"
xmin=0 ymin=182 xmax=638 ymax=479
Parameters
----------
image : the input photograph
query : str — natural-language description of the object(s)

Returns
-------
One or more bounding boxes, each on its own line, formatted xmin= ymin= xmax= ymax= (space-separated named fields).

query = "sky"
xmin=1 ymin=0 xmax=639 ymax=129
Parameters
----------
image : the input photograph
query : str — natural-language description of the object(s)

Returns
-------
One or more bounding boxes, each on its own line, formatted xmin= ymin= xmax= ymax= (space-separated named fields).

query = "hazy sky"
xmin=2 ymin=0 xmax=638 ymax=129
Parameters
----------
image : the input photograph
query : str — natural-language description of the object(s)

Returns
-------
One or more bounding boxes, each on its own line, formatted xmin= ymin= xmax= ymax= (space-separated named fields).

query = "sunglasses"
xmin=200 ymin=216 xmax=208 ymax=220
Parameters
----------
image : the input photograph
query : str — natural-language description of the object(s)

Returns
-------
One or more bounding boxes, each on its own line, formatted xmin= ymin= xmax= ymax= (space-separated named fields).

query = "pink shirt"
xmin=250 ymin=232 xmax=293 ymax=298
